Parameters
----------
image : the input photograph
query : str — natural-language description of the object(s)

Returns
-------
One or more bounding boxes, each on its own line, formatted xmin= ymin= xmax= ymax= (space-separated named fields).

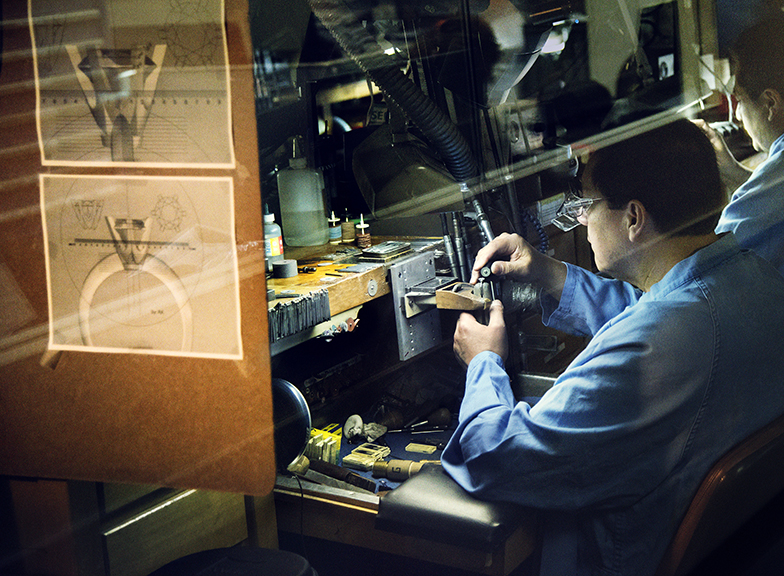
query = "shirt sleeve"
xmin=714 ymin=142 xmax=784 ymax=274
xmin=441 ymin=301 xmax=714 ymax=511
xmin=540 ymin=263 xmax=642 ymax=336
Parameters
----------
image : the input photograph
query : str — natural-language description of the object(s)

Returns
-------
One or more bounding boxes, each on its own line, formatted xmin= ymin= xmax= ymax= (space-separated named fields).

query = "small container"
xmin=341 ymin=215 xmax=356 ymax=244
xmin=263 ymin=210 xmax=284 ymax=272
xmin=355 ymin=213 xmax=371 ymax=248
xmin=328 ymin=211 xmax=342 ymax=244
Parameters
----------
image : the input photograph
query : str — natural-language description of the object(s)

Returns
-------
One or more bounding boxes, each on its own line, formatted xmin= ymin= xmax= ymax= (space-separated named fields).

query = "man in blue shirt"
xmin=703 ymin=16 xmax=784 ymax=272
xmin=507 ymin=15 xmax=784 ymax=334
xmin=442 ymin=120 xmax=784 ymax=576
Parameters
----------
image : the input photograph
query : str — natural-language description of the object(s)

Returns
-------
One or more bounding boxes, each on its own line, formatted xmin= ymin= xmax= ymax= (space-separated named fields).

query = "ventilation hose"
xmin=308 ymin=0 xmax=479 ymax=182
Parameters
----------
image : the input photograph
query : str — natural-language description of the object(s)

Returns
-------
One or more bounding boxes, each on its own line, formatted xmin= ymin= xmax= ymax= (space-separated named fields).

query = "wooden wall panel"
xmin=0 ymin=0 xmax=275 ymax=495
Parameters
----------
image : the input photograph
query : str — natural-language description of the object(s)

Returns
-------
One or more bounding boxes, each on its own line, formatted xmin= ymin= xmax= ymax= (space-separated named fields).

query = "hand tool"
xmin=371 ymin=459 xmax=440 ymax=481
xmin=308 ymin=458 xmax=377 ymax=492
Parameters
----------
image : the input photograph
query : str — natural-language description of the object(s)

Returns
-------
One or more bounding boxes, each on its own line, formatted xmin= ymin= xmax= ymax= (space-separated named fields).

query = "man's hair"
xmin=584 ymin=119 xmax=724 ymax=236
xmin=731 ymin=16 xmax=784 ymax=99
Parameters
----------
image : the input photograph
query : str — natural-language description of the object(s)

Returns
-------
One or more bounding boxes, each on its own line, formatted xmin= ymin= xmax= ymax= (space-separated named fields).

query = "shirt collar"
xmin=770 ymin=132 xmax=784 ymax=156
xmin=645 ymin=234 xmax=741 ymax=299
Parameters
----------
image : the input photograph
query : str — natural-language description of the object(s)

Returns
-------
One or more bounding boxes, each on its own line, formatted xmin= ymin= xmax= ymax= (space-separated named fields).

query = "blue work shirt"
xmin=532 ymin=132 xmax=784 ymax=338
xmin=442 ymin=234 xmax=784 ymax=576
xmin=715 ymin=133 xmax=784 ymax=274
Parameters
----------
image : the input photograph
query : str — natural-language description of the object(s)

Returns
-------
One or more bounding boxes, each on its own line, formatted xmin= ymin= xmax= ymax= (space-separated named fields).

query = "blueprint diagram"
xmin=41 ymin=174 xmax=243 ymax=359
xmin=29 ymin=0 xmax=235 ymax=167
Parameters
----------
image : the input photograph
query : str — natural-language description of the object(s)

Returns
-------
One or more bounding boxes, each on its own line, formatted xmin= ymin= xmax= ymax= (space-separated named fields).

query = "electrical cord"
xmin=291 ymin=473 xmax=311 ymax=564
xmin=523 ymin=207 xmax=549 ymax=254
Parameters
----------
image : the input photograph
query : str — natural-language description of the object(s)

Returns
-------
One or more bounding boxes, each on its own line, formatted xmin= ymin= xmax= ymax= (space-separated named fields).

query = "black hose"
xmin=308 ymin=0 xmax=479 ymax=182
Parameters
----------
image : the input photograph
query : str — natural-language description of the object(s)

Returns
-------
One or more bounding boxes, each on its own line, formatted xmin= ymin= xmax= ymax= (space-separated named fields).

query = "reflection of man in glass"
xmin=700 ymin=17 xmax=784 ymax=275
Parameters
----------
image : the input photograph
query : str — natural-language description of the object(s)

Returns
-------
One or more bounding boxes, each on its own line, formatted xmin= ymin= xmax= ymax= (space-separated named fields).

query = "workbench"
xmin=275 ymin=411 xmax=542 ymax=575
xmin=266 ymin=237 xmax=441 ymax=354
xmin=275 ymin=437 xmax=540 ymax=576
xmin=269 ymin=239 xmax=542 ymax=574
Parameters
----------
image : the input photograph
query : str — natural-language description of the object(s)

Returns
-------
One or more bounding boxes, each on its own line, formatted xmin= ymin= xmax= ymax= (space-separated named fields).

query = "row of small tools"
xmin=440 ymin=199 xmax=495 ymax=282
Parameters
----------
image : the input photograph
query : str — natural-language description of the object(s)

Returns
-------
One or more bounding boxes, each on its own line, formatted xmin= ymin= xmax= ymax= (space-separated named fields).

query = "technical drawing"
xmin=65 ymin=44 xmax=167 ymax=162
xmin=41 ymin=175 xmax=242 ymax=359
xmin=161 ymin=0 xmax=223 ymax=68
xmin=28 ymin=0 xmax=235 ymax=167
xmin=78 ymin=217 xmax=194 ymax=351
xmin=72 ymin=200 xmax=104 ymax=230
xmin=151 ymin=195 xmax=187 ymax=232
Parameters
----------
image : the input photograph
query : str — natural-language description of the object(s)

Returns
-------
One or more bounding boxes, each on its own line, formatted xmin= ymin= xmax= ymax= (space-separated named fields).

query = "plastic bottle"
xmin=263 ymin=208 xmax=284 ymax=272
xmin=277 ymin=138 xmax=329 ymax=246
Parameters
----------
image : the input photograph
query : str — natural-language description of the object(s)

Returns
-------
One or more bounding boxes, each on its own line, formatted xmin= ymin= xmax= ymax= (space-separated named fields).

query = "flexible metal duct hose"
xmin=308 ymin=0 xmax=479 ymax=182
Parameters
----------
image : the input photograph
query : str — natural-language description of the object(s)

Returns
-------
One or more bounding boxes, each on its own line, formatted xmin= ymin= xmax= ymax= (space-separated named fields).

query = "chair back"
xmin=655 ymin=412 xmax=784 ymax=576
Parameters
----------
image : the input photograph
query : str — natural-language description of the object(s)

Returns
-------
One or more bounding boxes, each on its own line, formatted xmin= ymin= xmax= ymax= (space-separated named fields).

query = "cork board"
xmin=0 ymin=0 xmax=276 ymax=495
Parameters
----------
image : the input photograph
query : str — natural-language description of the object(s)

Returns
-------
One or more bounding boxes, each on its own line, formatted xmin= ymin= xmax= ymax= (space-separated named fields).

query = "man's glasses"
xmin=553 ymin=188 xmax=605 ymax=231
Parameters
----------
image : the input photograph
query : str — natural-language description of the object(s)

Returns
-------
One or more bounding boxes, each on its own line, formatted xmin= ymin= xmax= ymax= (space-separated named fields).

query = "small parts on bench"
xmin=342 ymin=414 xmax=387 ymax=444
xmin=342 ymin=442 xmax=391 ymax=470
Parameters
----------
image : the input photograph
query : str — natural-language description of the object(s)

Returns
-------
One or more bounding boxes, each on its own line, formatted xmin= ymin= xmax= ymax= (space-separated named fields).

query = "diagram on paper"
xmin=41 ymin=175 xmax=242 ymax=359
xmin=29 ymin=0 xmax=235 ymax=167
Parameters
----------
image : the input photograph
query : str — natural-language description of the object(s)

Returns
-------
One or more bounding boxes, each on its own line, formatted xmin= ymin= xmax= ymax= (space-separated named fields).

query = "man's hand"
xmin=470 ymin=233 xmax=568 ymax=301
xmin=453 ymin=300 xmax=509 ymax=367
xmin=693 ymin=119 xmax=752 ymax=192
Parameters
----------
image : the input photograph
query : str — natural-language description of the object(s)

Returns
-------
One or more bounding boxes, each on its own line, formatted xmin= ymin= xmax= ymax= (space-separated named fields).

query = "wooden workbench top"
xmin=267 ymin=237 xmax=441 ymax=317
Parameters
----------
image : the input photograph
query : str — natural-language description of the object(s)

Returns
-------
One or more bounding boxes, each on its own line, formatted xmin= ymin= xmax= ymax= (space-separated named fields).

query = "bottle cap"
xmin=290 ymin=136 xmax=307 ymax=169
xmin=264 ymin=213 xmax=274 ymax=223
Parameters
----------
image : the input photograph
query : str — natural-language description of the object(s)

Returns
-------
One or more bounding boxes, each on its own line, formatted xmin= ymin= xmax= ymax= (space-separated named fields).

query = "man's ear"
xmin=625 ymin=200 xmax=648 ymax=242
xmin=762 ymin=88 xmax=784 ymax=122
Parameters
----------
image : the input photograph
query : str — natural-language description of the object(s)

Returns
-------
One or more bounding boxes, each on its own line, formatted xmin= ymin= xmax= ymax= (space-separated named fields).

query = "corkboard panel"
xmin=0 ymin=0 xmax=276 ymax=495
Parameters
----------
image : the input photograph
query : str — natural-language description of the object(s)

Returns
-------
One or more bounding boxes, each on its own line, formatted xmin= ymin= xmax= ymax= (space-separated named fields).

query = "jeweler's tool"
xmin=386 ymin=407 xmax=453 ymax=433
xmin=371 ymin=459 xmax=440 ymax=481
xmin=452 ymin=212 xmax=468 ymax=282
xmin=472 ymin=198 xmax=495 ymax=243
xmin=409 ymin=407 xmax=451 ymax=429
xmin=308 ymin=458 xmax=377 ymax=492
xmin=441 ymin=212 xmax=460 ymax=278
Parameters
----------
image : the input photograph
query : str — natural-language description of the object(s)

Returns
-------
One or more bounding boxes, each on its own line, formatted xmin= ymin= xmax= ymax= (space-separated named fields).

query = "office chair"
xmin=655 ymin=412 xmax=784 ymax=576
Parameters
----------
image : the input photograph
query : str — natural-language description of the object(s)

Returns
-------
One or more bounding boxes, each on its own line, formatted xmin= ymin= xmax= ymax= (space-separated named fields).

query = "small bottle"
xmin=263 ymin=208 xmax=284 ymax=272
xmin=328 ymin=210 xmax=342 ymax=244
xmin=277 ymin=137 xmax=329 ymax=246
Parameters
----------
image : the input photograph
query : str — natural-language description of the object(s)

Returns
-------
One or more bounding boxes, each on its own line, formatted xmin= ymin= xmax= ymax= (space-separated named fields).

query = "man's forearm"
xmin=529 ymin=254 xmax=568 ymax=303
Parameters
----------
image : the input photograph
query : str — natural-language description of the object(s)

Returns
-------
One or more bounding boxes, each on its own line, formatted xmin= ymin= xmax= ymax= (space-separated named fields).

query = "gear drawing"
xmin=151 ymin=195 xmax=187 ymax=232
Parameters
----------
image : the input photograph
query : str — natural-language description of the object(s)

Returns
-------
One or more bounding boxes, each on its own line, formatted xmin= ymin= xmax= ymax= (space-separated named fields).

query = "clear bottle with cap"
xmin=263 ymin=204 xmax=284 ymax=272
xmin=277 ymin=137 xmax=329 ymax=246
